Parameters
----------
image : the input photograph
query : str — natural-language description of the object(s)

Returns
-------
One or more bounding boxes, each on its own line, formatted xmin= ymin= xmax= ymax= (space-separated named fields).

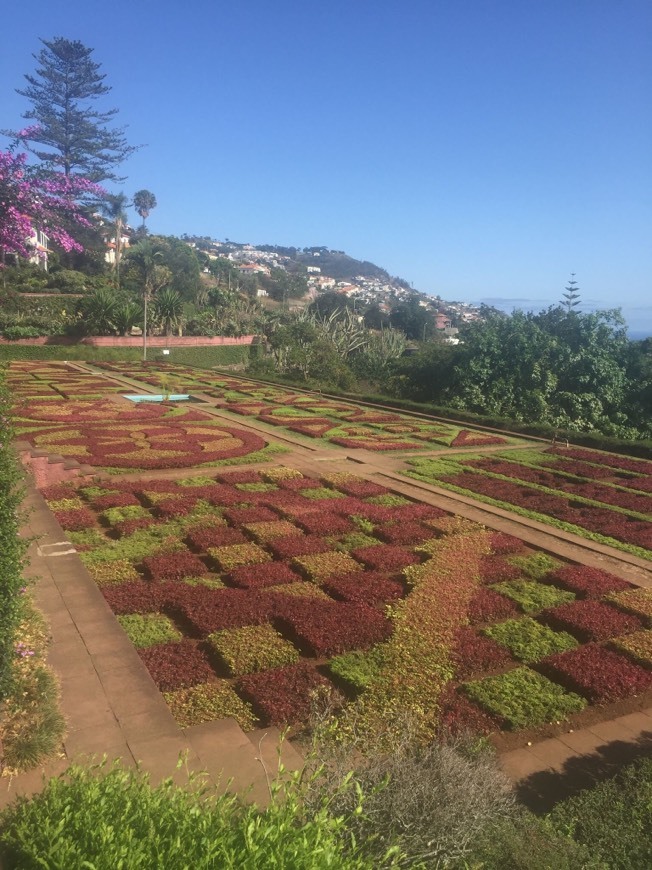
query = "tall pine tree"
xmin=9 ymin=37 xmax=138 ymax=183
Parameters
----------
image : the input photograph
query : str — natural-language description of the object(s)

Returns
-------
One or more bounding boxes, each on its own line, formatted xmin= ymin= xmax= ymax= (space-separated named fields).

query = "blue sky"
xmin=2 ymin=0 xmax=651 ymax=332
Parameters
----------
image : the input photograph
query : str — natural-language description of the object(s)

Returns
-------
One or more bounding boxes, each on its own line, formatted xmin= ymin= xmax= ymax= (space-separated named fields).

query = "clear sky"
xmin=2 ymin=0 xmax=651 ymax=332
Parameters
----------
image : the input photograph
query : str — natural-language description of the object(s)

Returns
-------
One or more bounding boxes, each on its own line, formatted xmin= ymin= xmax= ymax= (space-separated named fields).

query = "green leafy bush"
xmin=464 ymin=667 xmax=586 ymax=729
xmin=483 ymin=618 xmax=578 ymax=663
xmin=508 ymin=552 xmax=562 ymax=581
xmin=329 ymin=646 xmax=388 ymax=691
xmin=117 ymin=613 xmax=182 ymax=648
xmin=208 ymin=624 xmax=299 ymax=675
xmin=0 ymin=761 xmax=382 ymax=869
xmin=492 ymin=580 xmax=575 ymax=614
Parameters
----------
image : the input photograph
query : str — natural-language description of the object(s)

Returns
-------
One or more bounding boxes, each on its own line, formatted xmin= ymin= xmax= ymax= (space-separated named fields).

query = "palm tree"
xmin=125 ymin=240 xmax=171 ymax=359
xmin=101 ymin=192 xmax=130 ymax=286
xmin=114 ymin=299 xmax=143 ymax=336
xmin=132 ymin=189 xmax=157 ymax=231
xmin=79 ymin=287 xmax=119 ymax=335
xmin=152 ymin=287 xmax=184 ymax=338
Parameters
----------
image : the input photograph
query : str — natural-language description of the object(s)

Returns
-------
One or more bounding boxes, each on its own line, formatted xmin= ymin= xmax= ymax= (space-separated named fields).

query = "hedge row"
xmin=0 ymin=364 xmax=27 ymax=700
xmin=0 ymin=344 xmax=250 ymax=367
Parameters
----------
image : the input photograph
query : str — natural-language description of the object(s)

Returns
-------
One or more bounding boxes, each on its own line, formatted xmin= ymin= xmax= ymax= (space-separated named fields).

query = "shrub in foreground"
xmin=0 ymin=762 xmax=383 ymax=869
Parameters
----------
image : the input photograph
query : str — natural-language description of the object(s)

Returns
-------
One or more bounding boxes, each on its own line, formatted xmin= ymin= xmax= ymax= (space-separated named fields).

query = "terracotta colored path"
xmin=5 ymin=362 xmax=652 ymax=811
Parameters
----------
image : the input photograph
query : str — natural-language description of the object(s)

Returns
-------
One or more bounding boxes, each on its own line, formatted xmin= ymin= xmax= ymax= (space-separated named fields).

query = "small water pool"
xmin=123 ymin=394 xmax=190 ymax=403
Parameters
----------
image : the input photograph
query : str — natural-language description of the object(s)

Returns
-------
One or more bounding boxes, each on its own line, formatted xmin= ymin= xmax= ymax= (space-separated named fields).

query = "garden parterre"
xmin=405 ymin=446 xmax=652 ymax=559
xmin=35 ymin=466 xmax=652 ymax=743
xmin=89 ymin=360 xmax=514 ymax=452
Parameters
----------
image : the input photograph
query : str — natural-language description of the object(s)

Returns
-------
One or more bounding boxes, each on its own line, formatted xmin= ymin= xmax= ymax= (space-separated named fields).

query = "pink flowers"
xmin=1 ymin=148 xmax=103 ymax=259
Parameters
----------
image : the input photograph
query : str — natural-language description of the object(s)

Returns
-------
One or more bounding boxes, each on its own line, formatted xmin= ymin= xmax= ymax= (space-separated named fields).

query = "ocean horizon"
xmin=628 ymin=329 xmax=652 ymax=341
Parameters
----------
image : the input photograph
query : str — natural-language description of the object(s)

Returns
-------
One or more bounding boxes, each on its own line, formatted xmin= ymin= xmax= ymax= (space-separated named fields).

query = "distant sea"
xmin=628 ymin=330 xmax=652 ymax=341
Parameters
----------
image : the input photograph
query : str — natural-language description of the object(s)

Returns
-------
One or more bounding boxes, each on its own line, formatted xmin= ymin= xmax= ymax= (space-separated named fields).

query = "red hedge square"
xmin=351 ymin=544 xmax=417 ymax=572
xmin=375 ymin=522 xmax=434 ymax=546
xmin=186 ymin=527 xmax=247 ymax=550
xmin=142 ymin=551 xmax=208 ymax=582
xmin=451 ymin=626 xmax=513 ymax=680
xmin=467 ymin=588 xmax=520 ymax=626
xmin=274 ymin=599 xmax=391 ymax=656
xmin=296 ymin=513 xmax=354 ymax=536
xmin=267 ymin=535 xmax=332 ymax=559
xmin=138 ymin=640 xmax=217 ymax=692
xmin=542 ymin=600 xmax=645 ymax=642
xmin=322 ymin=572 xmax=404 ymax=604
xmin=549 ymin=565 xmax=632 ymax=599
xmin=228 ymin=562 xmax=301 ymax=589
xmin=479 ymin=556 xmax=522 ymax=585
xmin=540 ymin=643 xmax=652 ymax=703
xmin=101 ymin=580 xmax=161 ymax=615
xmin=237 ymin=662 xmax=331 ymax=726
xmin=223 ymin=506 xmax=278 ymax=525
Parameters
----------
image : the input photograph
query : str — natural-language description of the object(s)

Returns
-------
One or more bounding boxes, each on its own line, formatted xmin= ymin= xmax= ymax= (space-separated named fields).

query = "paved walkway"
xmin=5 ymin=361 xmax=652 ymax=811
xmin=0 ymin=483 xmax=302 ymax=810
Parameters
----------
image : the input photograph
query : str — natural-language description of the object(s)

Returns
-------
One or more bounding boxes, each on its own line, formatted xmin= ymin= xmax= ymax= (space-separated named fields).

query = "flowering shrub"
xmin=207 ymin=543 xmax=271 ymax=572
xmin=237 ymin=662 xmax=332 ymax=726
xmin=450 ymin=627 xmax=513 ymax=679
xmin=463 ymin=667 xmax=586 ymax=729
xmin=542 ymin=600 xmax=645 ymax=642
xmin=549 ymin=565 xmax=632 ymax=598
xmin=351 ymin=545 xmax=416 ymax=572
xmin=138 ymin=640 xmax=217 ymax=692
xmin=208 ymin=624 xmax=299 ymax=675
xmin=322 ymin=572 xmax=404 ymax=604
xmin=484 ymin=617 xmax=578 ymax=663
xmin=540 ymin=644 xmax=652 ymax=703
xmin=142 ymin=551 xmax=208 ymax=583
xmin=164 ymin=681 xmax=256 ymax=730
xmin=228 ymin=562 xmax=301 ymax=589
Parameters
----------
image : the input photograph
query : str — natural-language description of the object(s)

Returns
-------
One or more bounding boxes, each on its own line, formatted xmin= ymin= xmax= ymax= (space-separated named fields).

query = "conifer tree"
xmin=561 ymin=273 xmax=581 ymax=312
xmin=8 ymin=37 xmax=137 ymax=183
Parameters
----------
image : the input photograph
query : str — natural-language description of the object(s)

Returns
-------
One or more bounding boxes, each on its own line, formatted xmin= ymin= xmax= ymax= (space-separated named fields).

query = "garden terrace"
xmin=33 ymin=466 xmax=652 ymax=746
xmin=405 ymin=447 xmax=652 ymax=560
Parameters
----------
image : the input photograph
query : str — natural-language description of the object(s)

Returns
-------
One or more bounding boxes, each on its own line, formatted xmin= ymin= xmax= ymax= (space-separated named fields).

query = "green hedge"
xmin=0 ymin=344 xmax=250 ymax=367
xmin=0 ymin=365 xmax=27 ymax=701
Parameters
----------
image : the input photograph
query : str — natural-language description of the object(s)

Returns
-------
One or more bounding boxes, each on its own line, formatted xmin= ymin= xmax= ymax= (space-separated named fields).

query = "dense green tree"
xmin=9 ymin=37 xmax=137 ymax=183
xmin=363 ymin=302 xmax=390 ymax=330
xmin=389 ymin=298 xmax=435 ymax=340
xmin=309 ymin=290 xmax=354 ymax=319
xmin=260 ymin=268 xmax=308 ymax=303
xmin=440 ymin=307 xmax=636 ymax=435
xmin=149 ymin=236 xmax=201 ymax=302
